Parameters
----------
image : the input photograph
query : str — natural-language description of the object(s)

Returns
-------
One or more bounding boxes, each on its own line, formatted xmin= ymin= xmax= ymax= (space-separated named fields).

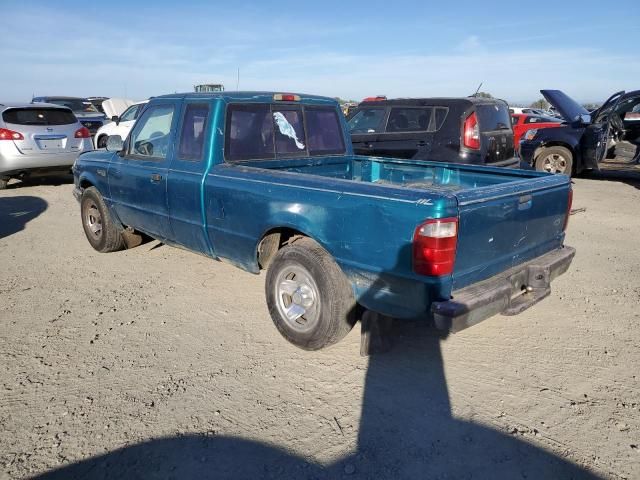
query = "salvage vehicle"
xmin=94 ymin=100 xmax=148 ymax=149
xmin=73 ymin=92 xmax=575 ymax=351
xmin=32 ymin=96 xmax=107 ymax=136
xmin=511 ymin=113 xmax=561 ymax=149
xmin=0 ymin=103 xmax=92 ymax=189
xmin=520 ymin=89 xmax=640 ymax=175
xmin=348 ymin=97 xmax=518 ymax=168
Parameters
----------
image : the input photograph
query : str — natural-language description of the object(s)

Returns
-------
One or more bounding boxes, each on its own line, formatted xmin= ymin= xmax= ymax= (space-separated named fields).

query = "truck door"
xmin=108 ymin=100 xmax=178 ymax=240
xmin=167 ymin=101 xmax=215 ymax=255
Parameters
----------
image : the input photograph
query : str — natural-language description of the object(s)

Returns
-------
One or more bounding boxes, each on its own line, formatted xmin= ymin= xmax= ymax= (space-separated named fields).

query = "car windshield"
xmin=44 ymin=98 xmax=99 ymax=114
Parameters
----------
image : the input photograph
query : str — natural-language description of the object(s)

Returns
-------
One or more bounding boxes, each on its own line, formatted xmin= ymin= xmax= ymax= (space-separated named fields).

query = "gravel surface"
xmin=0 ymin=173 xmax=638 ymax=479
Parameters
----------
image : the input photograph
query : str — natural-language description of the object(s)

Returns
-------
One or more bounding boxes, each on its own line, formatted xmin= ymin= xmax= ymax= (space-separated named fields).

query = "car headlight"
xmin=523 ymin=129 xmax=538 ymax=141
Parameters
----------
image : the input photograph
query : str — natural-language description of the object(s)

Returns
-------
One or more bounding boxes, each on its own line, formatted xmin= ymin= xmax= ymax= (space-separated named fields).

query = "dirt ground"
xmin=0 ymin=170 xmax=639 ymax=480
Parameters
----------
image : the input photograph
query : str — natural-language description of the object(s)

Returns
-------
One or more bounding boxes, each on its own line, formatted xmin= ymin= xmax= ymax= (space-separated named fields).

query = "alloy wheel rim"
xmin=84 ymin=203 xmax=102 ymax=239
xmin=274 ymin=265 xmax=320 ymax=333
xmin=542 ymin=153 xmax=568 ymax=174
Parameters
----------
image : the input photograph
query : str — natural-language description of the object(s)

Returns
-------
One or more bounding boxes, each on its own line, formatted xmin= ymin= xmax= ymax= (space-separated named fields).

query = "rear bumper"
xmin=431 ymin=246 xmax=576 ymax=333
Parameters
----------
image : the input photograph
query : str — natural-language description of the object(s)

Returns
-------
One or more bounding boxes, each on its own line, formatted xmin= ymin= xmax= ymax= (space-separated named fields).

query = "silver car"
xmin=0 ymin=103 xmax=93 ymax=189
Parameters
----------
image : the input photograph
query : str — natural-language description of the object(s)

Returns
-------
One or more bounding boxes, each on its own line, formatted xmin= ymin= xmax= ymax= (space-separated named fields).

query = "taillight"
xmin=563 ymin=188 xmax=573 ymax=231
xmin=0 ymin=128 xmax=24 ymax=141
xmin=273 ymin=93 xmax=300 ymax=102
xmin=413 ymin=217 xmax=458 ymax=276
xmin=463 ymin=112 xmax=480 ymax=150
xmin=74 ymin=127 xmax=91 ymax=138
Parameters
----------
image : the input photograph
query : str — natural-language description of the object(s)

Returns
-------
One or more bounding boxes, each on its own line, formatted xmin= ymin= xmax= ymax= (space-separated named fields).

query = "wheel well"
xmin=79 ymin=179 xmax=94 ymax=189
xmin=257 ymin=227 xmax=306 ymax=269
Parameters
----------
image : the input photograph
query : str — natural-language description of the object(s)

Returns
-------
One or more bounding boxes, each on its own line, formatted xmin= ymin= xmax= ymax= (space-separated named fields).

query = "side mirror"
xmin=111 ymin=115 xmax=120 ymax=125
xmin=106 ymin=135 xmax=124 ymax=153
xmin=578 ymin=114 xmax=591 ymax=125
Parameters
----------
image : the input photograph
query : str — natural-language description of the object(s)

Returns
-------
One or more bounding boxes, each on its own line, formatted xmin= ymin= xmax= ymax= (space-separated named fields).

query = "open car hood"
xmin=101 ymin=98 xmax=135 ymax=119
xmin=540 ymin=90 xmax=589 ymax=123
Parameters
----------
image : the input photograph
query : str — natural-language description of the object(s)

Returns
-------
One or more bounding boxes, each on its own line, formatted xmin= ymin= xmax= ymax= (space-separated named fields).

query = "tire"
xmin=534 ymin=146 xmax=573 ymax=175
xmin=80 ymin=187 xmax=125 ymax=253
xmin=265 ymin=237 xmax=356 ymax=350
xmin=96 ymin=135 xmax=108 ymax=149
xmin=0 ymin=178 xmax=8 ymax=190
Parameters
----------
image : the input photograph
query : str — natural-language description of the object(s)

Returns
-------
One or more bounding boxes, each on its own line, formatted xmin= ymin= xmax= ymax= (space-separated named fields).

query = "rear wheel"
xmin=265 ymin=237 xmax=356 ymax=350
xmin=80 ymin=187 xmax=125 ymax=252
xmin=534 ymin=146 xmax=573 ymax=175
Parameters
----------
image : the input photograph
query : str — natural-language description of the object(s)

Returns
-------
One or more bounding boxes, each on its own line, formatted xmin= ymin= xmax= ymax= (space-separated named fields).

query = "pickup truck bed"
xmin=72 ymin=91 xmax=574 ymax=351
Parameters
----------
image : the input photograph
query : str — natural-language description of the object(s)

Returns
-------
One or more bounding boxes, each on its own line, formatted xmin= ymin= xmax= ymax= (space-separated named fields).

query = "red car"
xmin=511 ymin=114 xmax=561 ymax=149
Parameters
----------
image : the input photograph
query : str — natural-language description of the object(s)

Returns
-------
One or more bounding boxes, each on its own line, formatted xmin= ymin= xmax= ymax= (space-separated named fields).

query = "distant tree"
xmin=474 ymin=92 xmax=493 ymax=98
xmin=530 ymin=98 xmax=550 ymax=110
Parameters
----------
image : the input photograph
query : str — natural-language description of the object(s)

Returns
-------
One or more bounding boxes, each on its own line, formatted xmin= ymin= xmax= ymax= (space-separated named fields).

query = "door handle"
xmin=150 ymin=173 xmax=163 ymax=183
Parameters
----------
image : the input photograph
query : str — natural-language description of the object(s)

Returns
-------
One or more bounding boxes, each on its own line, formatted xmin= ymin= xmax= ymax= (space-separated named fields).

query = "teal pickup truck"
xmin=72 ymin=92 xmax=575 ymax=351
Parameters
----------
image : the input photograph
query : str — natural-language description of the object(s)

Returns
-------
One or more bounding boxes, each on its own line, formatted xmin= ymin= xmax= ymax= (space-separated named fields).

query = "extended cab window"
xmin=178 ymin=103 xmax=210 ymax=161
xmin=386 ymin=107 xmax=440 ymax=133
xmin=128 ymin=104 xmax=174 ymax=159
xmin=348 ymin=108 xmax=385 ymax=133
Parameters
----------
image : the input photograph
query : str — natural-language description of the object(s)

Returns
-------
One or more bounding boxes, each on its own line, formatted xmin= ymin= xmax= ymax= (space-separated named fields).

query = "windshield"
xmin=44 ymin=98 xmax=100 ymax=114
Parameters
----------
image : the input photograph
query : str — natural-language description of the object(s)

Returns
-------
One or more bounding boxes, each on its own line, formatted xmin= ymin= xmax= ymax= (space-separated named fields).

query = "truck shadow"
xmin=32 ymin=245 xmax=601 ymax=479
xmin=5 ymin=174 xmax=74 ymax=190
xmin=0 ymin=196 xmax=48 ymax=240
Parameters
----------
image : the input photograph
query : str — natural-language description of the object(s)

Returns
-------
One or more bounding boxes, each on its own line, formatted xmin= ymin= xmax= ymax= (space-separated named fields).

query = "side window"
xmin=225 ymin=104 xmax=275 ymax=161
xmin=178 ymin=103 xmax=210 ymax=161
xmin=306 ymin=107 xmax=345 ymax=156
xmin=348 ymin=108 xmax=385 ymax=133
xmin=386 ymin=107 xmax=434 ymax=133
xmin=119 ymin=105 xmax=139 ymax=122
xmin=128 ymin=104 xmax=174 ymax=160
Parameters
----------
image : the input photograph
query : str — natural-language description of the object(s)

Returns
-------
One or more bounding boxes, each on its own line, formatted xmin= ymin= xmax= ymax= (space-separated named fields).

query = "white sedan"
xmin=94 ymin=100 xmax=148 ymax=149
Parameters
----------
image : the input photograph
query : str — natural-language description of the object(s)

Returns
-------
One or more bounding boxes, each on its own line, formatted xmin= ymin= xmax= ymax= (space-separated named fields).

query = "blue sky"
xmin=3 ymin=0 xmax=639 ymax=104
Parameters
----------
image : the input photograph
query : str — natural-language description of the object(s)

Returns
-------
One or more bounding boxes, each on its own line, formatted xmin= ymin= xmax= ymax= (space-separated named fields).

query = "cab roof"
xmin=151 ymin=91 xmax=338 ymax=105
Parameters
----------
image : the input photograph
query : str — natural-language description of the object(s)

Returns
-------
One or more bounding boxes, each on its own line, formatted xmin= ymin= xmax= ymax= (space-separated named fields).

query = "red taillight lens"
xmin=563 ymin=188 xmax=573 ymax=231
xmin=463 ymin=112 xmax=480 ymax=150
xmin=0 ymin=128 xmax=24 ymax=141
xmin=413 ymin=217 xmax=458 ymax=276
xmin=74 ymin=127 xmax=91 ymax=138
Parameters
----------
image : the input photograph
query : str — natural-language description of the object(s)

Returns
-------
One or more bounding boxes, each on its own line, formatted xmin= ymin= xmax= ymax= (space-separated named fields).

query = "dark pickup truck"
xmin=348 ymin=97 xmax=518 ymax=168
xmin=72 ymin=92 xmax=574 ymax=351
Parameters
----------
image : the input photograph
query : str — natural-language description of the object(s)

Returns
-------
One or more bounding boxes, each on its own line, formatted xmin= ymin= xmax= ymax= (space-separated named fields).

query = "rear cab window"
xmin=225 ymin=103 xmax=345 ymax=161
xmin=3 ymin=108 xmax=77 ymax=126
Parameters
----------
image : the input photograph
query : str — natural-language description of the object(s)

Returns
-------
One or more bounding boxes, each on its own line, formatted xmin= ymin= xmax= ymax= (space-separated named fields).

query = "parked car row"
xmin=2 ymin=87 xmax=639 ymax=189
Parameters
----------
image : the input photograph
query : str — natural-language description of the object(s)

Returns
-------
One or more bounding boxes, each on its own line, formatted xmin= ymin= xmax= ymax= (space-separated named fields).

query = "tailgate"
xmin=452 ymin=174 xmax=571 ymax=290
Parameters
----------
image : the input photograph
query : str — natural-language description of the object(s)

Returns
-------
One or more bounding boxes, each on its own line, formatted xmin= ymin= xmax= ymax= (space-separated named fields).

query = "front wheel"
xmin=534 ymin=146 xmax=573 ymax=175
xmin=265 ymin=237 xmax=356 ymax=350
xmin=80 ymin=187 xmax=125 ymax=252
xmin=96 ymin=135 xmax=108 ymax=149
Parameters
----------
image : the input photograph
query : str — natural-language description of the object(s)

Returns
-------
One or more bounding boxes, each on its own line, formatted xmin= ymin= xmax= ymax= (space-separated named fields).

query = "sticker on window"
xmin=273 ymin=111 xmax=305 ymax=149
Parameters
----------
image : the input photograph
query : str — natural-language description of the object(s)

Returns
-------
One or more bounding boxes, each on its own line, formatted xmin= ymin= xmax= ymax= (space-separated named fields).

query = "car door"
xmin=108 ymin=100 xmax=178 ymax=240
xmin=582 ymin=91 xmax=625 ymax=169
xmin=371 ymin=106 xmax=437 ymax=160
xmin=167 ymin=100 xmax=214 ymax=255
